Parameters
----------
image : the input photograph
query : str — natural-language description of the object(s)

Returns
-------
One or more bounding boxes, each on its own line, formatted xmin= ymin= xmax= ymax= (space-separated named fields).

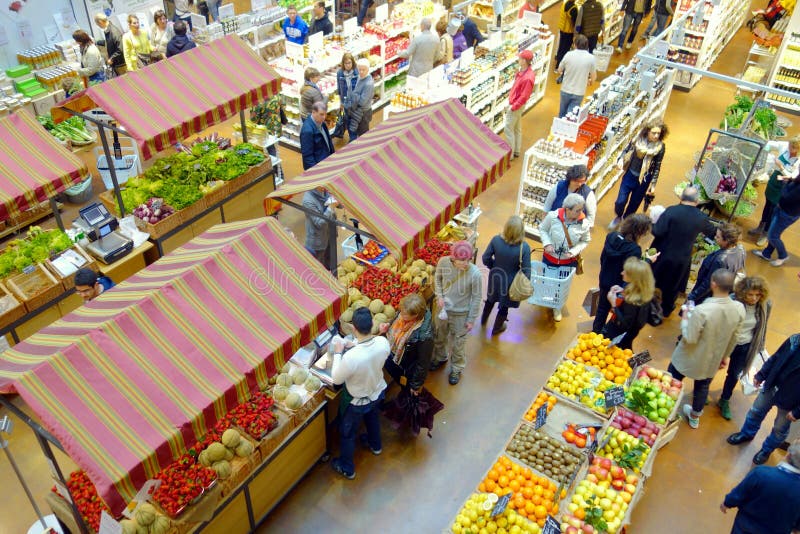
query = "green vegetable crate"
xmin=0 ymin=281 xmax=25 ymax=329
xmin=4 ymin=264 xmax=62 ymax=313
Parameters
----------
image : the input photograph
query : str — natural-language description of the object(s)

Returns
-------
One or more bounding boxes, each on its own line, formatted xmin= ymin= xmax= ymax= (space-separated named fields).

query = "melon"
xmin=368 ymin=299 xmax=384 ymax=314
xmin=268 ymin=375 xmax=277 ymax=385
xmin=412 ymin=259 xmax=426 ymax=269
xmin=120 ymin=519 xmax=137 ymax=534
xmin=358 ymin=297 xmax=371 ymax=307
xmin=206 ymin=442 xmax=227 ymax=462
xmin=149 ymin=515 xmax=170 ymax=534
xmin=408 ymin=266 xmax=421 ymax=277
xmin=224 ymin=447 xmax=234 ymax=461
xmin=273 ymin=385 xmax=290 ymax=401
xmin=212 ymin=460 xmax=232 ymax=479
xmin=291 ymin=367 xmax=308 ymax=385
xmin=400 ymin=272 xmax=413 ymax=283
xmin=413 ymin=276 xmax=423 ymax=285
xmin=341 ymin=258 xmax=357 ymax=272
xmin=373 ymin=312 xmax=388 ymax=325
xmin=371 ymin=323 xmax=380 ymax=335
xmin=136 ymin=525 xmax=148 ymax=534
xmin=276 ymin=373 xmax=293 ymax=387
xmin=304 ymin=375 xmax=321 ymax=392
xmin=285 ymin=392 xmax=303 ymax=410
xmin=281 ymin=362 xmax=291 ymax=374
xmin=134 ymin=503 xmax=156 ymax=526
xmin=383 ymin=305 xmax=396 ymax=320
xmin=235 ymin=440 xmax=254 ymax=457
xmin=347 ymin=287 xmax=361 ymax=299
xmin=351 ymin=300 xmax=366 ymax=310
xmin=338 ymin=274 xmax=349 ymax=285
xmin=340 ymin=309 xmax=353 ymax=323
xmin=221 ymin=429 xmax=241 ymax=449
xmin=355 ymin=265 xmax=365 ymax=275
xmin=198 ymin=449 xmax=211 ymax=467
xmin=385 ymin=256 xmax=397 ymax=267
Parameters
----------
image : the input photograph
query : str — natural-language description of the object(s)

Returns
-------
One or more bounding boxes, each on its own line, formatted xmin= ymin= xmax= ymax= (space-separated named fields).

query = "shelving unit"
xmin=667 ymin=0 xmax=750 ymax=90
xmin=601 ymin=0 xmax=625 ymax=46
xmin=517 ymin=66 xmax=675 ymax=238
xmin=765 ymin=8 xmax=800 ymax=111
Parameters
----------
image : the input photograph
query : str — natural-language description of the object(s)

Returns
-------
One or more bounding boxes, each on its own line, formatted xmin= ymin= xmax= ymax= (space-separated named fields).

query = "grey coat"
xmin=399 ymin=30 xmax=442 ymax=77
xmin=482 ymin=236 xmax=532 ymax=308
xmin=300 ymin=82 xmax=324 ymax=120
xmin=349 ymin=74 xmax=374 ymax=132
xmin=302 ymin=189 xmax=334 ymax=251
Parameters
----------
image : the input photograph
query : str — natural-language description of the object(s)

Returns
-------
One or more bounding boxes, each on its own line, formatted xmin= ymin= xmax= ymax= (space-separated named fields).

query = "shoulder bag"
xmin=559 ymin=217 xmax=584 ymax=275
xmin=647 ymin=289 xmax=664 ymax=326
xmin=509 ymin=243 xmax=533 ymax=301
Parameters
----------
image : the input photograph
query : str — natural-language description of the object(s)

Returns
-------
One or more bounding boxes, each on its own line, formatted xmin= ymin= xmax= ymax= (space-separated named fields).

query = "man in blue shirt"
xmin=283 ymin=5 xmax=309 ymax=44
xmin=74 ymin=268 xmax=115 ymax=302
xmin=721 ymin=441 xmax=800 ymax=534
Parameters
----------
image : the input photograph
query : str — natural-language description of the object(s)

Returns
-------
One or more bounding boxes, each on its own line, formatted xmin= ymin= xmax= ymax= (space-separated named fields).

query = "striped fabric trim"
xmin=269 ymin=99 xmax=511 ymax=258
xmin=0 ymin=218 xmax=345 ymax=512
xmin=0 ymin=110 xmax=88 ymax=222
xmin=52 ymin=35 xmax=281 ymax=160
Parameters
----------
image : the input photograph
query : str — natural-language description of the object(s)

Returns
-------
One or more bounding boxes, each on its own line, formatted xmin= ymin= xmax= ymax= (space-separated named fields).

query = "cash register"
xmin=76 ymin=202 xmax=134 ymax=264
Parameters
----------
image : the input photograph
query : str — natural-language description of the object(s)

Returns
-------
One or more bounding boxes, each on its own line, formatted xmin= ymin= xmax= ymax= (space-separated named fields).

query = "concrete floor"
xmin=2 ymin=2 xmax=800 ymax=533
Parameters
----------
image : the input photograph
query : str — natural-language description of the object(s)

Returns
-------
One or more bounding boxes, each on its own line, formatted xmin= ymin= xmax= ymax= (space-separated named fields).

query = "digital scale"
xmin=75 ymin=203 xmax=134 ymax=264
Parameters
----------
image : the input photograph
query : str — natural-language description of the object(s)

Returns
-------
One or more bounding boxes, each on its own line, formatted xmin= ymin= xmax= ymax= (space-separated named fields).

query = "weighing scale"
xmin=76 ymin=202 xmax=133 ymax=264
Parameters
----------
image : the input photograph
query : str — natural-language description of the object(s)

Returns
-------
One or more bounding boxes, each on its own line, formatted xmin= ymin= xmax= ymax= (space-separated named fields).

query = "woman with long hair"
xmin=753 ymin=172 xmax=800 ymax=267
xmin=382 ymin=293 xmax=434 ymax=395
xmin=149 ymin=10 xmax=174 ymax=60
xmin=122 ymin=14 xmax=152 ymax=72
xmin=72 ymin=29 xmax=105 ymax=83
xmin=601 ymin=257 xmax=655 ymax=350
xmin=334 ymin=53 xmax=357 ymax=139
xmin=717 ymin=276 xmax=771 ymax=420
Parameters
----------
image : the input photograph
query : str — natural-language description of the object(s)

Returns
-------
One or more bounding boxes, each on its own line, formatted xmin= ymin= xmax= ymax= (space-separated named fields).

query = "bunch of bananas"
xmin=436 ymin=223 xmax=466 ymax=241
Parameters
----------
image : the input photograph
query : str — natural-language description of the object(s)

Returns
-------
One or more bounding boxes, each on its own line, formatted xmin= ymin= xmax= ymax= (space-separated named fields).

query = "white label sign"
xmin=308 ymin=31 xmax=323 ymax=53
xmin=343 ymin=17 xmax=357 ymax=37
xmin=459 ymin=46 xmax=474 ymax=68
xmin=671 ymin=27 xmax=685 ymax=45
xmin=522 ymin=11 xmax=541 ymax=27
xmin=191 ymin=13 xmax=207 ymax=29
xmin=653 ymin=40 xmax=669 ymax=59
xmin=375 ymin=3 xmax=388 ymax=23
xmin=429 ymin=64 xmax=445 ymax=88
xmin=251 ymin=0 xmax=267 ymax=11
xmin=692 ymin=5 xmax=704 ymax=26
xmin=551 ymin=117 xmax=580 ymax=142
xmin=219 ymin=3 xmax=235 ymax=20
xmin=99 ymin=511 xmax=122 ymax=534
xmin=577 ymin=101 xmax=590 ymax=124
xmin=285 ymin=41 xmax=304 ymax=60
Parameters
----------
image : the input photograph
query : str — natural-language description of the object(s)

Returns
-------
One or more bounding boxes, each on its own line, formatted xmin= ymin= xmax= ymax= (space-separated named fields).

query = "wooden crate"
xmin=0 ymin=281 xmax=25 ymax=329
xmin=98 ymin=191 xmax=183 ymax=240
xmin=44 ymin=244 xmax=99 ymax=291
xmin=4 ymin=264 xmax=63 ymax=313
xmin=256 ymin=408 xmax=294 ymax=461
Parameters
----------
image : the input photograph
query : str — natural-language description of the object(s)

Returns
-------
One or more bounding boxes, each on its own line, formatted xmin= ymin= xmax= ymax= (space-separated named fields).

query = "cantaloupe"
xmin=224 ymin=447 xmax=234 ymax=461
xmin=351 ymin=300 xmax=366 ymax=310
xmin=212 ymin=460 xmax=232 ymax=479
xmin=340 ymin=309 xmax=353 ymax=323
xmin=206 ymin=442 xmax=227 ymax=462
xmin=120 ymin=519 xmax=137 ymax=534
xmin=276 ymin=373 xmax=293 ymax=387
xmin=304 ymin=375 xmax=321 ymax=392
xmin=400 ymin=272 xmax=412 ymax=283
xmin=383 ymin=305 xmax=396 ymax=320
xmin=285 ymin=392 xmax=303 ymax=410
xmin=198 ymin=449 xmax=211 ymax=467
xmin=149 ymin=515 xmax=170 ymax=534
xmin=134 ymin=503 xmax=156 ymax=526
xmin=347 ymin=287 xmax=361 ymax=300
xmin=341 ymin=258 xmax=357 ymax=272
xmin=412 ymin=259 xmax=426 ymax=269
xmin=281 ymin=362 xmax=291 ymax=374
xmin=273 ymin=385 xmax=289 ymax=401
xmin=221 ymin=429 xmax=241 ymax=449
xmin=368 ymin=299 xmax=384 ymax=314
xmin=373 ymin=312 xmax=388 ymax=325
xmin=291 ymin=367 xmax=308 ymax=385
xmin=235 ymin=440 xmax=254 ymax=457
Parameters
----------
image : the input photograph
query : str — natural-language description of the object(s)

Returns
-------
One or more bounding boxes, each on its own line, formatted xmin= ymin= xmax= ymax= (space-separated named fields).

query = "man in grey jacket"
xmin=399 ymin=18 xmax=442 ymax=78
xmin=302 ymin=186 xmax=339 ymax=269
xmin=347 ymin=59 xmax=374 ymax=141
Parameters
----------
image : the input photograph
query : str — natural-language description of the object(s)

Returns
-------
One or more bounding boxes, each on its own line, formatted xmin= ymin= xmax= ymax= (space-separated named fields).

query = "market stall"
xmin=0 ymin=218 xmax=346 ymax=532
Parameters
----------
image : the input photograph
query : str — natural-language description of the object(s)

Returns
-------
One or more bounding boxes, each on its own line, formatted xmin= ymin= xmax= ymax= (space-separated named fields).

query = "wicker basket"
xmin=0 ymin=281 xmax=25 ymax=329
xmin=5 ymin=264 xmax=63 ymax=313
xmin=98 ymin=191 xmax=183 ymax=240
xmin=44 ymin=245 xmax=99 ymax=291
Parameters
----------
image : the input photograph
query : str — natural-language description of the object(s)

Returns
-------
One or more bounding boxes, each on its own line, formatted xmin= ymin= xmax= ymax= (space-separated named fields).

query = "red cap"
xmin=519 ymin=50 xmax=533 ymax=62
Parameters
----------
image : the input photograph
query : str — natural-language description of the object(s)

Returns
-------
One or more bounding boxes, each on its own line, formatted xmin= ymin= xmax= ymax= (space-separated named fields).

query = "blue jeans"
xmin=614 ymin=168 xmax=648 ymax=217
xmin=206 ymin=0 xmax=220 ymax=21
xmin=357 ymin=0 xmax=373 ymax=25
xmin=559 ymin=92 xmax=584 ymax=118
xmin=643 ymin=13 xmax=670 ymax=38
xmin=338 ymin=392 xmax=384 ymax=475
xmin=762 ymin=207 xmax=799 ymax=260
xmin=739 ymin=387 xmax=792 ymax=454
xmin=667 ymin=362 xmax=712 ymax=414
xmin=618 ymin=12 xmax=644 ymax=47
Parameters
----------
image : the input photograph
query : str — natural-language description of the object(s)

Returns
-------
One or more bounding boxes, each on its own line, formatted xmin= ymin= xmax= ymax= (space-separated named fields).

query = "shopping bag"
xmin=331 ymin=109 xmax=347 ymax=138
xmin=382 ymin=387 xmax=444 ymax=437
xmin=582 ymin=288 xmax=601 ymax=316
xmin=740 ymin=350 xmax=768 ymax=396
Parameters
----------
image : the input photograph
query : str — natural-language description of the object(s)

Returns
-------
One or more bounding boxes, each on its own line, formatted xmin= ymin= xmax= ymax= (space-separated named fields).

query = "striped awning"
xmin=52 ymin=35 xmax=281 ymax=160
xmin=0 ymin=218 xmax=345 ymax=513
xmin=268 ymin=99 xmax=511 ymax=259
xmin=0 ymin=110 xmax=88 ymax=223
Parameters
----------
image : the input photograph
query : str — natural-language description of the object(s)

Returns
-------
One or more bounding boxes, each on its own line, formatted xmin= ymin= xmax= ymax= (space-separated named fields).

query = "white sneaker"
xmin=625 ymin=42 xmax=632 ymax=50
xmin=615 ymin=46 xmax=622 ymax=54
xmin=771 ymin=257 xmax=787 ymax=267
xmin=682 ymin=404 xmax=700 ymax=429
xmin=608 ymin=217 xmax=621 ymax=230
xmin=752 ymin=249 xmax=769 ymax=261
xmin=553 ymin=309 xmax=562 ymax=322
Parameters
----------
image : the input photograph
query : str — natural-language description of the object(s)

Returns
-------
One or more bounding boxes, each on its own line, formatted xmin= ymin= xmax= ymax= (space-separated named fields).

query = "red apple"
xmin=611 ymin=479 xmax=625 ymax=491
xmin=624 ymin=483 xmax=637 ymax=493
xmin=597 ymin=467 xmax=609 ymax=480
xmin=582 ymin=524 xmax=596 ymax=534
xmin=599 ymin=458 xmax=613 ymax=470
xmin=586 ymin=473 xmax=599 ymax=484
xmin=610 ymin=466 xmax=625 ymax=480
xmin=566 ymin=527 xmax=580 ymax=534
xmin=626 ymin=474 xmax=639 ymax=485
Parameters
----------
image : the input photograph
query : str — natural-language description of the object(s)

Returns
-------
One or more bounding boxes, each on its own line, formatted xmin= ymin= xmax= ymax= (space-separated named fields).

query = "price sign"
xmin=53 ymin=480 xmax=72 ymax=503
xmin=522 ymin=11 xmax=541 ymax=27
xmin=308 ymin=31 xmax=324 ymax=53
xmin=639 ymin=70 xmax=656 ymax=92
xmin=375 ymin=3 xmax=388 ymax=23
xmin=542 ymin=515 xmax=561 ymax=534
xmin=551 ymin=117 xmax=579 ymax=142
xmin=122 ymin=480 xmax=162 ymax=518
xmin=671 ymin=26 xmax=685 ymax=45
xmin=608 ymin=332 xmax=626 ymax=348
xmin=604 ymin=386 xmax=626 ymax=408
xmin=652 ymin=40 xmax=669 ymax=60
xmin=577 ymin=101 xmax=590 ymax=125
xmin=219 ymin=3 xmax=235 ymax=20
xmin=692 ymin=4 xmax=704 ymax=26
xmin=534 ymin=404 xmax=548 ymax=430
xmin=491 ymin=492 xmax=512 ymax=517
xmin=251 ymin=0 xmax=267 ymax=11
xmin=285 ymin=41 xmax=304 ymax=60
xmin=459 ymin=46 xmax=474 ymax=68
xmin=99 ymin=511 xmax=122 ymax=534
xmin=191 ymin=13 xmax=207 ymax=29
xmin=627 ymin=350 xmax=652 ymax=370
xmin=343 ymin=17 xmax=357 ymax=37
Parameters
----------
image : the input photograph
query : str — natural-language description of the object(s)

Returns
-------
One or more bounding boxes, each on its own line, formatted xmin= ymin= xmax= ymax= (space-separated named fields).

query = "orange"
xmin=532 ymin=495 xmax=543 ymax=506
xmin=560 ymin=488 xmax=568 ymax=499
xmin=537 ymin=518 xmax=546 ymax=528
xmin=498 ymin=475 xmax=509 ymax=487
xmin=615 ymin=376 xmax=627 ymax=384
xmin=542 ymin=489 xmax=554 ymax=501
xmin=522 ymin=487 xmax=534 ymax=500
xmin=514 ymin=496 xmax=526 ymax=509
xmin=478 ymin=482 xmax=486 ymax=492
xmin=534 ymin=505 xmax=548 ymax=519
xmin=548 ymin=481 xmax=557 ymax=492
xmin=524 ymin=502 xmax=536 ymax=515
xmin=496 ymin=464 xmax=506 ymax=475
xmin=509 ymin=479 xmax=521 ymax=493
xmin=542 ymin=499 xmax=554 ymax=511
xmin=488 ymin=469 xmax=499 ymax=481
xmin=501 ymin=457 xmax=512 ymax=469
xmin=511 ymin=464 xmax=521 ymax=475
xmin=522 ymin=467 xmax=533 ymax=479
xmin=485 ymin=480 xmax=496 ymax=492
xmin=575 ymin=507 xmax=586 ymax=520
xmin=604 ymin=370 xmax=615 ymax=381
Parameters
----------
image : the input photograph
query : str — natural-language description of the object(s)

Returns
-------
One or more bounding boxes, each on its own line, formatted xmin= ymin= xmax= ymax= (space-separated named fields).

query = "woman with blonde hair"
xmin=122 ymin=14 xmax=152 ymax=72
xmin=481 ymin=215 xmax=532 ymax=335
xmin=600 ymin=257 xmax=655 ymax=350
xmin=382 ymin=293 xmax=434 ymax=395
xmin=717 ymin=276 xmax=772 ymax=419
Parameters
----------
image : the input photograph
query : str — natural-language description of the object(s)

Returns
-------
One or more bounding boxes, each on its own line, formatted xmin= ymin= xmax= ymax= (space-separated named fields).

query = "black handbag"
xmin=331 ymin=108 xmax=347 ymax=138
xmin=647 ymin=290 xmax=664 ymax=327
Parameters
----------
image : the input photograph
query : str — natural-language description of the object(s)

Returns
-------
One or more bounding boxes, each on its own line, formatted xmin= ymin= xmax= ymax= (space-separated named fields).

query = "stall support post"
xmin=34 ymin=431 xmax=90 ymax=534
xmin=327 ymin=219 xmax=339 ymax=272
xmin=240 ymin=109 xmax=248 ymax=143
xmin=97 ymin=123 xmax=126 ymax=217
xmin=50 ymin=197 xmax=65 ymax=231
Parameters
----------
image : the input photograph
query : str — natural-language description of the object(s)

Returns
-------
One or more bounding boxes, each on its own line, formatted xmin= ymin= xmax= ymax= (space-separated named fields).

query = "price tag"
xmin=122 ymin=480 xmax=161 ymax=518
xmin=534 ymin=404 xmax=548 ymax=430
xmin=652 ymin=41 xmax=669 ymax=60
xmin=522 ymin=11 xmax=541 ymax=27
xmin=343 ymin=17 xmax=357 ymax=37
xmin=576 ymin=101 xmax=590 ymax=125
xmin=551 ymin=117 xmax=579 ymax=142
xmin=627 ymin=350 xmax=652 ymax=370
xmin=308 ymin=31 xmax=323 ymax=53
xmin=219 ymin=3 xmax=235 ymax=20
xmin=542 ymin=515 xmax=561 ymax=534
xmin=99 ymin=511 xmax=122 ymax=534
xmin=22 ymin=265 xmax=36 ymax=274
xmin=191 ymin=13 xmax=207 ymax=29
xmin=604 ymin=386 xmax=626 ymax=408
xmin=285 ymin=41 xmax=304 ymax=60
xmin=608 ymin=332 xmax=626 ymax=348
xmin=491 ymin=492 xmax=512 ymax=517
xmin=692 ymin=4 xmax=704 ymax=26
xmin=671 ymin=26 xmax=685 ymax=45
xmin=251 ymin=0 xmax=267 ymax=11
xmin=375 ymin=3 xmax=388 ymax=23
xmin=54 ymin=480 xmax=72 ymax=503
xmin=459 ymin=46 xmax=474 ymax=68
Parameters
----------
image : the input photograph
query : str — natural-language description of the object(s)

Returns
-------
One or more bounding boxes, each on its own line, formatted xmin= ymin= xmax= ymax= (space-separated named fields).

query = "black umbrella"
xmin=383 ymin=387 xmax=444 ymax=437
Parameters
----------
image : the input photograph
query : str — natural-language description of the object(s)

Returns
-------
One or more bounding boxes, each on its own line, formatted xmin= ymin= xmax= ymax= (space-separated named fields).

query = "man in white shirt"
xmin=330 ymin=308 xmax=390 ymax=479
xmin=556 ymin=34 xmax=597 ymax=118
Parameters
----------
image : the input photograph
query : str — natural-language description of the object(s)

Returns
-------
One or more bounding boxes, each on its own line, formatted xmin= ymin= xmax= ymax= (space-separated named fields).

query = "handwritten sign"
xmin=491 ymin=492 xmax=512 ymax=517
xmin=343 ymin=17 xmax=357 ymax=37
xmin=551 ymin=117 xmax=579 ymax=142
xmin=542 ymin=515 xmax=561 ymax=534
xmin=604 ymin=386 xmax=626 ymax=408
xmin=522 ymin=11 xmax=541 ymax=27
xmin=534 ymin=404 xmax=548 ymax=430
xmin=375 ymin=3 xmax=388 ymax=23
xmin=191 ymin=13 xmax=207 ymax=29
xmin=627 ymin=350 xmax=652 ymax=370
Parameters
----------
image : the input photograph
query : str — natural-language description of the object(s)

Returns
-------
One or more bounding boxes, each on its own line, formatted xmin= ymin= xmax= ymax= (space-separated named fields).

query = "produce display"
xmin=523 ymin=391 xmax=557 ymax=424
xmin=152 ymin=456 xmax=217 ymax=517
xmin=476 ymin=456 xmax=564 ymax=526
xmin=351 ymin=266 xmax=420 ymax=309
xmin=451 ymin=492 xmax=543 ymax=534
xmin=131 ymin=198 xmax=176 ymax=225
xmin=596 ymin=426 xmax=652 ymax=472
xmin=222 ymin=391 xmax=278 ymax=440
xmin=0 ymin=294 xmax=19 ymax=313
xmin=624 ymin=365 xmax=682 ymax=426
xmin=0 ymin=226 xmax=73 ymax=277
xmin=546 ymin=360 xmax=617 ymax=415
xmin=505 ymin=425 xmax=583 ymax=486
xmin=354 ymin=240 xmax=389 ymax=264
xmin=564 ymin=333 xmax=633 ymax=384
xmin=37 ymin=114 xmax=96 ymax=145
xmin=51 ymin=470 xmax=111 ymax=532
xmin=720 ymin=95 xmax=779 ymax=139
xmin=414 ymin=239 xmax=452 ymax=266
xmin=122 ymin=503 xmax=171 ymax=534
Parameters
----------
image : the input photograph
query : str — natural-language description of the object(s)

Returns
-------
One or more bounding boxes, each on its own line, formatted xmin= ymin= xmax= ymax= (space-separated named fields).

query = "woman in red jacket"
xmin=504 ymin=50 xmax=536 ymax=159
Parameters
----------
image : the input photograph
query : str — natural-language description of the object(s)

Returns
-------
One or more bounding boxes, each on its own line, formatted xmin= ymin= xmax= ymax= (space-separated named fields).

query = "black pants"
xmin=758 ymin=199 xmax=777 ymax=231
xmin=555 ymin=31 xmax=574 ymax=69
xmin=592 ymin=286 xmax=611 ymax=333
xmin=721 ymin=342 xmax=751 ymax=401
xmin=587 ymin=34 xmax=599 ymax=53
xmin=667 ymin=362 xmax=712 ymax=413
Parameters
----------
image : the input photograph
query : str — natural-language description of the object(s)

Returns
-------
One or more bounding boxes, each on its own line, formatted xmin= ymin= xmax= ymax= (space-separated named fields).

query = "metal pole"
xmin=2 ymin=445 xmax=48 ymax=529
xmin=35 ymin=432 xmax=89 ymax=534
xmin=240 ymin=109 xmax=248 ymax=143
xmin=50 ymin=197 xmax=65 ymax=231
xmin=98 ymin=123 xmax=126 ymax=217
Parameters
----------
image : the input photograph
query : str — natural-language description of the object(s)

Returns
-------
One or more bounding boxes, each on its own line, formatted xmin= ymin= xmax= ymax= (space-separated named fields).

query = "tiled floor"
xmin=3 ymin=3 xmax=800 ymax=534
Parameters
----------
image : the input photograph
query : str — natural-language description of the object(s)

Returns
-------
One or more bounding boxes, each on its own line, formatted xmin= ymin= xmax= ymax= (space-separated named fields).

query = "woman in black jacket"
xmin=383 ymin=293 xmax=433 ymax=394
xmin=601 ymin=257 xmax=655 ymax=350
xmin=753 ymin=173 xmax=800 ymax=267
xmin=593 ymin=214 xmax=654 ymax=333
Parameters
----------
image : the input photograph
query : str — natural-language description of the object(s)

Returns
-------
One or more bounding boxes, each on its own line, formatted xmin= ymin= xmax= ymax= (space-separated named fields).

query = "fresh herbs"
xmin=0 ymin=227 xmax=73 ymax=277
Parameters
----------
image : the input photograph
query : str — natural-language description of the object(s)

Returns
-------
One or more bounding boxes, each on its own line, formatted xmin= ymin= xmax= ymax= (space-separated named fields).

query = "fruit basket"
xmin=448 ymin=491 xmax=546 ymax=534
xmin=562 ymin=333 xmax=635 ymax=386
xmin=623 ymin=365 xmax=684 ymax=429
xmin=44 ymin=244 xmax=98 ymax=291
xmin=0 ymin=281 xmax=25 ymax=329
xmin=544 ymin=359 xmax=619 ymax=418
xmin=353 ymin=240 xmax=389 ymax=265
xmin=4 ymin=263 xmax=63 ymax=313
xmin=504 ymin=421 xmax=586 ymax=490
